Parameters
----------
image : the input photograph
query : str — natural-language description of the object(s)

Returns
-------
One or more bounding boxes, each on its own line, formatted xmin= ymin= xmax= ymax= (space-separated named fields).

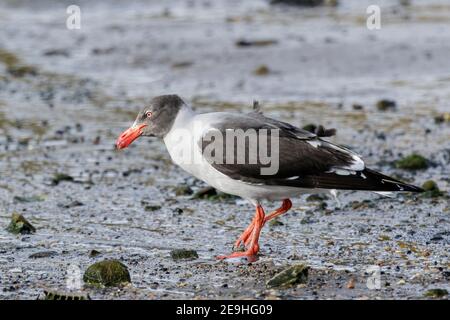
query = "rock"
xmin=422 ymin=180 xmax=438 ymax=191
xmin=424 ymin=288 xmax=448 ymax=298
xmin=350 ymin=200 xmax=372 ymax=210
xmin=315 ymin=125 xmax=336 ymax=137
xmin=171 ymin=61 xmax=194 ymax=69
xmin=266 ymin=264 xmax=309 ymax=288
xmin=352 ymin=104 xmax=364 ymax=110
xmin=300 ymin=216 xmax=316 ymax=224
xmin=0 ymin=48 xmax=38 ymax=77
xmin=269 ymin=219 xmax=284 ymax=227
xmin=253 ymin=65 xmax=270 ymax=76
xmin=306 ymin=194 xmax=328 ymax=202
xmin=13 ymin=195 xmax=45 ymax=203
xmin=191 ymin=186 xmax=236 ymax=201
xmin=43 ymin=49 xmax=70 ymax=57
xmin=434 ymin=112 xmax=450 ymax=124
xmin=421 ymin=180 xmax=442 ymax=198
xmin=89 ymin=250 xmax=101 ymax=257
xmin=395 ymin=154 xmax=429 ymax=170
xmin=51 ymin=173 xmax=74 ymax=185
xmin=29 ymin=251 xmax=57 ymax=259
xmin=191 ymin=186 xmax=217 ymax=199
xmin=302 ymin=123 xmax=317 ymax=133
xmin=173 ymin=185 xmax=193 ymax=196
xmin=144 ymin=205 xmax=162 ymax=212
xmin=376 ymin=99 xmax=397 ymax=111
xmin=83 ymin=260 xmax=131 ymax=287
xmin=236 ymin=39 xmax=278 ymax=47
xmin=170 ymin=249 xmax=199 ymax=261
xmin=58 ymin=200 xmax=84 ymax=208
xmin=6 ymin=213 xmax=36 ymax=234
xmin=430 ymin=235 xmax=443 ymax=242
xmin=346 ymin=278 xmax=355 ymax=289
xmin=378 ymin=235 xmax=391 ymax=241
xmin=430 ymin=231 xmax=449 ymax=242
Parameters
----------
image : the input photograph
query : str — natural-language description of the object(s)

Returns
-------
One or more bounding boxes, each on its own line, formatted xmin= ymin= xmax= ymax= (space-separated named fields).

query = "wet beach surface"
xmin=0 ymin=0 xmax=449 ymax=299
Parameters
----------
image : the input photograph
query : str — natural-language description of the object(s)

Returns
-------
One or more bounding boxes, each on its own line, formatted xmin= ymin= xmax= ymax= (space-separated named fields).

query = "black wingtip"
xmin=401 ymin=184 xmax=424 ymax=193
xmin=364 ymin=168 xmax=424 ymax=193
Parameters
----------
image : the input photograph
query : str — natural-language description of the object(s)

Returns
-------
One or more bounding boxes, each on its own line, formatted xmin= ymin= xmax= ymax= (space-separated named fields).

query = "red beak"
xmin=116 ymin=124 xmax=147 ymax=149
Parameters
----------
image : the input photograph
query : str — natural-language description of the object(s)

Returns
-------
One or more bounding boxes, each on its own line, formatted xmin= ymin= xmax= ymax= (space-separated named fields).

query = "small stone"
xmin=376 ymin=99 xmax=397 ymax=111
xmin=424 ymin=289 xmax=448 ymax=298
xmin=434 ymin=112 xmax=450 ymax=124
xmin=9 ymin=268 xmax=23 ymax=273
xmin=314 ymin=125 xmax=336 ymax=137
xmin=302 ymin=123 xmax=317 ymax=133
xmin=6 ymin=213 xmax=36 ymax=235
xmin=29 ymin=251 xmax=57 ymax=259
xmin=397 ymin=279 xmax=406 ymax=285
xmin=171 ymin=61 xmax=193 ymax=69
xmin=253 ymin=65 xmax=270 ymax=76
xmin=89 ymin=250 xmax=101 ymax=257
xmin=13 ymin=195 xmax=45 ymax=203
xmin=236 ymin=39 xmax=278 ymax=47
xmin=191 ymin=186 xmax=236 ymax=201
xmin=173 ymin=185 xmax=193 ymax=196
xmin=83 ymin=260 xmax=131 ymax=287
xmin=58 ymin=200 xmax=84 ymax=208
xmin=51 ymin=173 xmax=74 ymax=185
xmin=346 ymin=278 xmax=355 ymax=289
xmin=421 ymin=180 xmax=442 ymax=198
xmin=144 ymin=205 xmax=162 ymax=212
xmin=395 ymin=154 xmax=429 ymax=170
xmin=43 ymin=49 xmax=70 ymax=57
xmin=306 ymin=194 xmax=328 ymax=202
xmin=378 ymin=235 xmax=391 ymax=241
xmin=170 ymin=249 xmax=199 ymax=261
xmin=191 ymin=186 xmax=217 ymax=199
xmin=352 ymin=104 xmax=364 ymax=110
xmin=302 ymin=124 xmax=335 ymax=137
xmin=422 ymin=180 xmax=438 ymax=191
xmin=269 ymin=219 xmax=284 ymax=227
xmin=266 ymin=264 xmax=309 ymax=288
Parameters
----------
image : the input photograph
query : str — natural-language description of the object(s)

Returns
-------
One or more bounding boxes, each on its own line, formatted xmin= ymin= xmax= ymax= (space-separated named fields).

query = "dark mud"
xmin=0 ymin=0 xmax=449 ymax=299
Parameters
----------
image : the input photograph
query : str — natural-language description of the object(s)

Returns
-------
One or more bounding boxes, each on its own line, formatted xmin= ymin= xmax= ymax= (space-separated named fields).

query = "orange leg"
xmin=217 ymin=205 xmax=265 ymax=261
xmin=239 ymin=199 xmax=292 ymax=248
xmin=233 ymin=215 xmax=256 ymax=249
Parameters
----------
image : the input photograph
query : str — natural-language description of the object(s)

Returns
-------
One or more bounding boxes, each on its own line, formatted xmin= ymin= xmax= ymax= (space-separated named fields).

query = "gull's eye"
xmin=145 ymin=111 xmax=153 ymax=118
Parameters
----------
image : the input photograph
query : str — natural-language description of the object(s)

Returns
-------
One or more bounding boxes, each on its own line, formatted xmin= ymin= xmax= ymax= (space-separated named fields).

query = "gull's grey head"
xmin=116 ymin=94 xmax=185 ymax=149
xmin=135 ymin=94 xmax=185 ymax=138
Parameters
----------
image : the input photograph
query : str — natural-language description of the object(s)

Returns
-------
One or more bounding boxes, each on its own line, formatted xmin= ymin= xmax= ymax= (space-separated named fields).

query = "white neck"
xmin=167 ymin=105 xmax=196 ymax=133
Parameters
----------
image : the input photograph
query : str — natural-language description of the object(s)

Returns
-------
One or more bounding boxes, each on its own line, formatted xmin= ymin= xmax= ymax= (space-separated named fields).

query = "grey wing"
xmin=246 ymin=110 xmax=317 ymax=140
xmin=198 ymin=113 xmax=401 ymax=191
xmin=199 ymin=112 xmax=423 ymax=192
